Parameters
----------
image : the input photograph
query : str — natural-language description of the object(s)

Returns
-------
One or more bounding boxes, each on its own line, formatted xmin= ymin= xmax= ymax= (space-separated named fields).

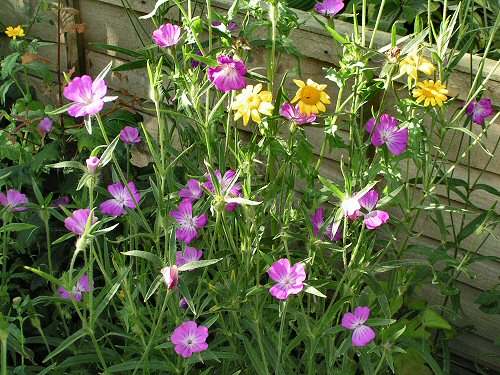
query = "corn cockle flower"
xmin=53 ymin=196 xmax=70 ymax=210
xmin=58 ymin=274 xmax=92 ymax=302
xmin=342 ymin=194 xmax=361 ymax=217
xmin=64 ymin=209 xmax=98 ymax=235
xmin=413 ymin=80 xmax=448 ymax=107
xmin=179 ymin=179 xmax=203 ymax=201
xmin=86 ymin=156 xmax=100 ymax=174
xmin=212 ymin=21 xmax=236 ymax=33
xmin=152 ymin=23 xmax=182 ymax=48
xmin=120 ymin=126 xmax=141 ymax=145
xmin=310 ymin=208 xmax=325 ymax=237
xmin=399 ymin=54 xmax=435 ymax=80
xmin=161 ymin=265 xmax=179 ymax=290
xmin=326 ymin=221 xmax=342 ymax=242
xmin=280 ymin=102 xmax=316 ymax=125
xmin=208 ymin=55 xmax=247 ymax=93
xmin=5 ymin=25 xmax=25 ymax=39
xmin=315 ymin=0 xmax=344 ymax=17
xmin=464 ymin=98 xmax=495 ymax=125
xmin=268 ymin=259 xmax=306 ymax=300
xmin=204 ymin=170 xmax=242 ymax=212
xmin=0 ymin=189 xmax=28 ymax=212
xmin=170 ymin=321 xmax=209 ymax=358
xmin=64 ymin=75 xmax=117 ymax=118
xmin=366 ymin=114 xmax=408 ymax=156
xmin=349 ymin=190 xmax=389 ymax=229
xmin=38 ymin=117 xmax=53 ymax=134
xmin=342 ymin=306 xmax=376 ymax=347
xmin=176 ymin=246 xmax=203 ymax=268
xmin=291 ymin=79 xmax=331 ymax=116
xmin=231 ymin=84 xmax=274 ymax=125
xmin=100 ymin=182 xmax=141 ymax=216
xmin=171 ymin=199 xmax=208 ymax=244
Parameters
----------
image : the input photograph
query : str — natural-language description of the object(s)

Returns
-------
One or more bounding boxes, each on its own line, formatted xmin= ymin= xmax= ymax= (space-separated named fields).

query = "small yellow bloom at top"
xmin=412 ymin=80 xmax=449 ymax=107
xmin=231 ymin=83 xmax=274 ymax=126
xmin=5 ymin=25 xmax=25 ymax=40
xmin=119 ymin=290 xmax=125 ymax=299
xmin=291 ymin=79 xmax=330 ymax=116
xmin=399 ymin=54 xmax=435 ymax=80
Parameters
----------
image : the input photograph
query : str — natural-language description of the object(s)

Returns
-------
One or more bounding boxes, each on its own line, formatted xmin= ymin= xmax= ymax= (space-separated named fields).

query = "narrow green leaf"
xmin=303 ymin=284 xmax=326 ymax=298
xmin=42 ymin=329 xmax=86 ymax=363
xmin=0 ymin=223 xmax=37 ymax=233
xmin=122 ymin=250 xmax=164 ymax=268
xmin=24 ymin=266 xmax=64 ymax=287
xmin=178 ymin=258 xmax=222 ymax=272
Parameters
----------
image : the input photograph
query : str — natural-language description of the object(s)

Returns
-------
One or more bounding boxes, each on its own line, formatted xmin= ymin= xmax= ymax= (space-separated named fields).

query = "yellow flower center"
xmin=247 ymin=94 xmax=260 ymax=109
xmin=299 ymin=86 xmax=321 ymax=105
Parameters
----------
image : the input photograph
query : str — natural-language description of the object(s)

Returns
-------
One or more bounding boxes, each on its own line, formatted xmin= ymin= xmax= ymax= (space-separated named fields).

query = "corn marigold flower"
xmin=5 ymin=25 xmax=25 ymax=40
xmin=64 ymin=209 xmax=98 ymax=235
xmin=179 ymin=179 xmax=203 ymax=201
xmin=86 ymin=156 xmax=100 ymax=174
xmin=399 ymin=54 xmax=435 ymax=80
xmin=291 ymin=79 xmax=331 ymax=116
xmin=231 ymin=83 xmax=274 ymax=125
xmin=152 ymin=23 xmax=182 ymax=48
xmin=171 ymin=199 xmax=208 ymax=244
xmin=342 ymin=306 xmax=376 ymax=347
xmin=280 ymin=102 xmax=316 ymax=125
xmin=58 ymin=274 xmax=92 ymax=302
xmin=464 ymin=98 xmax=495 ymax=125
xmin=208 ymin=55 xmax=247 ymax=93
xmin=204 ymin=169 xmax=242 ymax=212
xmin=38 ymin=117 xmax=53 ymax=134
xmin=315 ymin=0 xmax=344 ymax=17
xmin=176 ymin=246 xmax=203 ymax=268
xmin=100 ymin=182 xmax=141 ymax=216
xmin=120 ymin=126 xmax=141 ymax=145
xmin=413 ymin=80 xmax=448 ymax=107
xmin=268 ymin=259 xmax=306 ymax=300
xmin=170 ymin=321 xmax=209 ymax=358
xmin=161 ymin=265 xmax=179 ymax=290
xmin=366 ymin=114 xmax=408 ymax=156
xmin=0 ymin=189 xmax=28 ymax=212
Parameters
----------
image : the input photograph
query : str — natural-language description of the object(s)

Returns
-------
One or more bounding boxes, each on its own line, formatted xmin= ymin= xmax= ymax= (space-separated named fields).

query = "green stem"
xmin=276 ymin=301 xmax=287 ymax=372
xmin=1 ymin=334 xmax=7 ymax=375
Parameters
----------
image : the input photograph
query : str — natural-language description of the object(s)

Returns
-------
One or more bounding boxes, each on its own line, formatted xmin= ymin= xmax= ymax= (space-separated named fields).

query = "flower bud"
xmin=86 ymin=157 xmax=100 ymax=174
xmin=161 ymin=265 xmax=179 ymax=290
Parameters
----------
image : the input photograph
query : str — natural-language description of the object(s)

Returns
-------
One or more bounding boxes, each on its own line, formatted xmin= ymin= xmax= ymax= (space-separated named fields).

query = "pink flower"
xmin=38 ymin=117 xmax=53 ymax=133
xmin=53 ymin=196 xmax=70 ymax=210
xmin=170 ymin=199 xmax=208 ymax=244
xmin=0 ymin=189 xmax=28 ymax=212
xmin=341 ymin=306 xmax=376 ymax=347
xmin=161 ymin=265 xmax=179 ymax=290
xmin=280 ymin=102 xmax=316 ymax=125
xmin=208 ymin=55 xmax=247 ymax=93
xmin=179 ymin=297 xmax=188 ymax=308
xmin=63 ymin=75 xmax=117 ymax=118
xmin=64 ymin=209 xmax=98 ymax=235
xmin=310 ymin=208 xmax=325 ymax=237
xmin=204 ymin=169 xmax=242 ymax=212
xmin=366 ymin=114 xmax=408 ymax=156
xmin=179 ymin=179 xmax=203 ymax=201
xmin=212 ymin=21 xmax=236 ymax=33
xmin=58 ymin=274 xmax=92 ymax=302
xmin=120 ymin=126 xmax=141 ymax=145
xmin=170 ymin=321 xmax=209 ymax=358
xmin=315 ymin=0 xmax=344 ymax=17
xmin=358 ymin=190 xmax=389 ymax=229
xmin=100 ymin=182 xmax=141 ymax=216
xmin=152 ymin=23 xmax=182 ymax=48
xmin=464 ymin=98 xmax=495 ymax=125
xmin=86 ymin=156 xmax=100 ymax=174
xmin=342 ymin=194 xmax=361 ymax=218
xmin=326 ymin=220 xmax=342 ymax=242
xmin=268 ymin=259 xmax=306 ymax=300
xmin=176 ymin=246 xmax=203 ymax=268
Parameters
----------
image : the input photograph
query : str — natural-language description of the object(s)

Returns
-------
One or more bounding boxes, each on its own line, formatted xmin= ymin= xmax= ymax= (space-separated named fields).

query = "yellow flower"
xmin=413 ymin=80 xmax=449 ymax=107
xmin=5 ymin=26 xmax=25 ymax=40
xmin=231 ymin=83 xmax=274 ymax=125
xmin=291 ymin=79 xmax=330 ymax=116
xmin=399 ymin=54 xmax=435 ymax=80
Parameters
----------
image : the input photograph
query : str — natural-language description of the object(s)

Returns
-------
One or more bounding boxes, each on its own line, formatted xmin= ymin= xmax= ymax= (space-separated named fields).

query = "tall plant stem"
xmin=0 ymin=332 xmax=7 ymax=375
xmin=1 ymin=213 xmax=11 ymax=290
xmin=276 ymin=301 xmax=287 ymax=372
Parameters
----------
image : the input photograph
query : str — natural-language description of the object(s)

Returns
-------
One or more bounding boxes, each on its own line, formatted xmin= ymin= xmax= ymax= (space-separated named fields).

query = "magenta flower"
xmin=171 ymin=199 xmax=208 ymax=244
xmin=176 ymin=246 xmax=203 ymax=268
xmin=53 ymin=196 xmax=70 ymax=210
xmin=86 ymin=156 xmax=100 ymax=174
xmin=0 ymin=189 xmax=28 ymax=212
xmin=310 ymin=208 xmax=325 ymax=237
xmin=358 ymin=190 xmax=389 ymax=229
xmin=63 ymin=75 xmax=117 ymax=118
xmin=212 ymin=21 xmax=236 ymax=33
xmin=179 ymin=297 xmax=188 ymax=308
xmin=315 ymin=0 xmax=344 ymax=17
xmin=326 ymin=220 xmax=342 ymax=242
xmin=170 ymin=321 xmax=209 ymax=358
xmin=366 ymin=114 xmax=408 ymax=156
xmin=191 ymin=51 xmax=205 ymax=69
xmin=204 ymin=169 xmax=242 ymax=212
xmin=464 ymin=98 xmax=495 ymax=125
xmin=342 ymin=194 xmax=361 ymax=218
xmin=280 ymin=102 xmax=317 ymax=125
xmin=58 ymin=274 xmax=92 ymax=302
xmin=179 ymin=179 xmax=203 ymax=201
xmin=161 ymin=265 xmax=179 ymax=290
xmin=342 ymin=306 xmax=376 ymax=347
xmin=38 ymin=117 xmax=53 ymax=133
xmin=120 ymin=126 xmax=141 ymax=145
xmin=64 ymin=209 xmax=98 ymax=235
xmin=100 ymin=182 xmax=141 ymax=216
xmin=268 ymin=259 xmax=306 ymax=300
xmin=152 ymin=23 xmax=182 ymax=48
xmin=208 ymin=55 xmax=247 ymax=93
